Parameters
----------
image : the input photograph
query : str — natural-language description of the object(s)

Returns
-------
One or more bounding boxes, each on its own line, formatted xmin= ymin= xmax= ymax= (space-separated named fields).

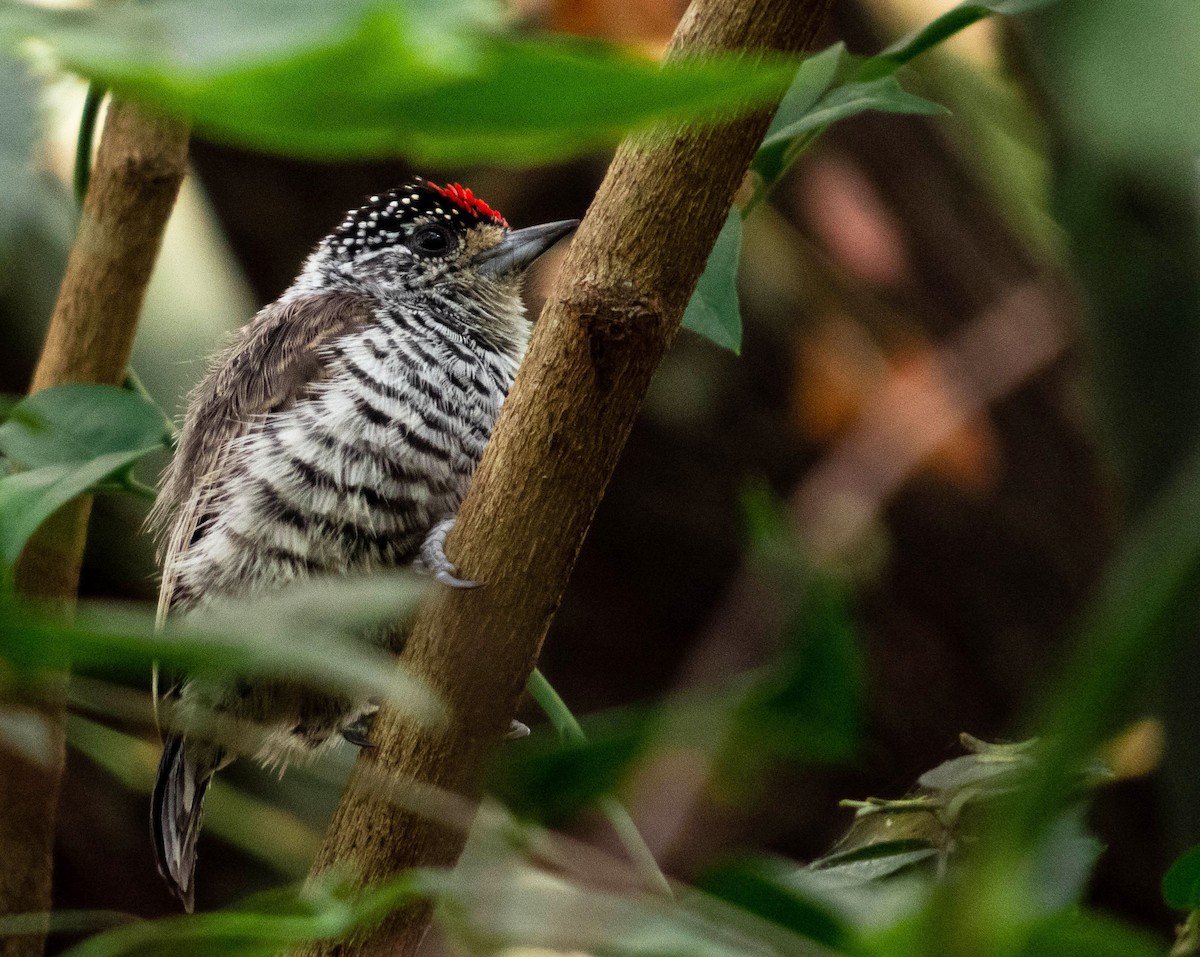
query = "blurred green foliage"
xmin=0 ymin=0 xmax=1197 ymax=954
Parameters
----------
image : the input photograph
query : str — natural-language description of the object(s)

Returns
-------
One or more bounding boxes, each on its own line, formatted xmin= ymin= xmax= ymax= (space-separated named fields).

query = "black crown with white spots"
xmin=328 ymin=179 xmax=508 ymax=260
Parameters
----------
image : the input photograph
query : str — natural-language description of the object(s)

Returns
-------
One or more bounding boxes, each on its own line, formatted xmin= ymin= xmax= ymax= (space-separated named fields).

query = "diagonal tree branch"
xmin=0 ymin=99 xmax=187 ymax=957
xmin=296 ymin=0 xmax=832 ymax=954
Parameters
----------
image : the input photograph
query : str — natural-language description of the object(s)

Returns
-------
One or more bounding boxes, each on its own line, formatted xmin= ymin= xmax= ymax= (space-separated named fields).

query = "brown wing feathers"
xmin=150 ymin=292 xmax=373 ymax=622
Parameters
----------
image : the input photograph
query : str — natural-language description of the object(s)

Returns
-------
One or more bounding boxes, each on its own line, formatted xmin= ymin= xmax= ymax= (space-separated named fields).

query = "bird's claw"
xmin=420 ymin=517 xmax=481 ymax=589
xmin=342 ymin=712 xmax=376 ymax=748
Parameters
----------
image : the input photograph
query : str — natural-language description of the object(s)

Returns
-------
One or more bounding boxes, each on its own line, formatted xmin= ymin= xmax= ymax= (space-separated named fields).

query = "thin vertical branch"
xmin=0 ymin=99 xmax=188 ymax=956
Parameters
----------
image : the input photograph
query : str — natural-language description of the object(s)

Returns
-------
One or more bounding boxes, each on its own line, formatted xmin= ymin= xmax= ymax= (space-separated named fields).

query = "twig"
xmin=527 ymin=669 xmax=672 ymax=897
xmin=0 ymin=99 xmax=188 ymax=957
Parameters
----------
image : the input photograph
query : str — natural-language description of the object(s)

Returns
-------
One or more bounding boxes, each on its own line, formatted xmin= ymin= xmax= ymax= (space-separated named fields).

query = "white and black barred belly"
xmin=168 ymin=304 xmax=522 ymax=613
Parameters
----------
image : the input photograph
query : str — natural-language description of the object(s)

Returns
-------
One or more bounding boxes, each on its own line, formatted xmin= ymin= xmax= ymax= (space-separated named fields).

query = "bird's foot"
xmin=419 ymin=517 xmax=480 ymax=588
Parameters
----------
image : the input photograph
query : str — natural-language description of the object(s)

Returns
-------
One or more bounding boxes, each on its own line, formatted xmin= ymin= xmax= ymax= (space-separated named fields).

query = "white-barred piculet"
xmin=149 ymin=179 xmax=576 ymax=910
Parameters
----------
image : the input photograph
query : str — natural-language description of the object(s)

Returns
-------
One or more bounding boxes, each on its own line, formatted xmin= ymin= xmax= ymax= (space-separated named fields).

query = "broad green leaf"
xmin=681 ymin=211 xmax=743 ymax=353
xmin=0 ymin=0 xmax=797 ymax=164
xmin=753 ymin=73 xmax=945 ymax=189
xmin=770 ymin=77 xmax=946 ymax=144
xmin=0 ymin=450 xmax=156 ymax=579
xmin=1164 ymin=846 xmax=1200 ymax=909
xmin=0 ymin=573 xmax=440 ymax=721
xmin=0 ymin=384 xmax=170 ymax=468
xmin=806 ymin=844 xmax=936 ymax=887
xmin=763 ymin=43 xmax=849 ymax=142
xmin=0 ymin=385 xmax=170 ymax=581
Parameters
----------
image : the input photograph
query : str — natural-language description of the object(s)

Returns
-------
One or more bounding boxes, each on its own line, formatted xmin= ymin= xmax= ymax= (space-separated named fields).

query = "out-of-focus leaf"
xmin=67 ymin=715 xmax=320 ymax=876
xmin=0 ymin=911 xmax=137 ymax=939
xmin=697 ymin=857 xmax=866 ymax=955
xmin=716 ymin=571 xmax=862 ymax=786
xmin=0 ymin=573 xmax=439 ymax=721
xmin=998 ymin=445 xmax=1200 ymax=844
xmin=1030 ymin=0 xmax=1200 ymax=164
xmin=488 ymin=704 xmax=649 ymax=825
xmin=59 ymin=870 xmax=441 ymax=957
xmin=863 ymin=0 xmax=1058 ymax=79
xmin=443 ymin=806 xmax=831 ymax=957
xmin=1017 ymin=911 xmax=1167 ymax=957
xmin=681 ymin=211 xmax=743 ymax=353
xmin=0 ymin=385 xmax=171 ymax=582
xmin=1027 ymin=808 xmax=1104 ymax=915
xmin=1164 ymin=846 xmax=1200 ymax=910
xmin=0 ymin=0 xmax=796 ymax=164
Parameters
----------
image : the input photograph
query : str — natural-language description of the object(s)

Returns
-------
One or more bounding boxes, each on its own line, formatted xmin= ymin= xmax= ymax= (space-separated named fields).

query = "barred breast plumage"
xmin=148 ymin=178 xmax=576 ymax=910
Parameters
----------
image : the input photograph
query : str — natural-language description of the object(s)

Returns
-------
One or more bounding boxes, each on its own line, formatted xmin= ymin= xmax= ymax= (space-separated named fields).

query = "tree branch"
xmin=296 ymin=1 xmax=831 ymax=954
xmin=0 ymin=99 xmax=187 ymax=956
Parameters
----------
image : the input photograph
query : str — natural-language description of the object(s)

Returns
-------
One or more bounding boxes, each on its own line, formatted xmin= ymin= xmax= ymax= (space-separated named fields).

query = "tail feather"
xmin=152 ymin=735 xmax=219 ymax=912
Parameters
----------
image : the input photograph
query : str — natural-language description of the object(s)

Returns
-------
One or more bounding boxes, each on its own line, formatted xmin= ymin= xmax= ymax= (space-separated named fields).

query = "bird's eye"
xmin=412 ymin=224 xmax=453 ymax=256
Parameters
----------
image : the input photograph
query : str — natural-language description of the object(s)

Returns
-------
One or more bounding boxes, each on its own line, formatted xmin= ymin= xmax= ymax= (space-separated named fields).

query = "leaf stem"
xmin=73 ymin=83 xmax=106 ymax=206
xmin=123 ymin=368 xmax=177 ymax=443
xmin=526 ymin=668 xmax=672 ymax=898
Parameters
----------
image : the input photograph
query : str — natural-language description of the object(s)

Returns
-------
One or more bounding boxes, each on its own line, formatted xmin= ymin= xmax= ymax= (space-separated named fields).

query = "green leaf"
xmin=697 ymin=857 xmax=866 ymax=955
xmin=1017 ymin=911 xmax=1167 ymax=957
xmin=58 ymin=871 xmax=441 ymax=957
xmin=763 ymin=44 xmax=849 ymax=142
xmin=681 ymin=211 xmax=743 ymax=353
xmin=719 ymin=573 xmax=862 ymax=777
xmin=488 ymin=706 xmax=649 ymax=826
xmin=1164 ymin=846 xmax=1200 ymax=910
xmin=446 ymin=810 xmax=834 ymax=957
xmin=67 ymin=716 xmax=320 ymax=877
xmin=748 ymin=0 xmax=1047 ymax=204
xmin=0 ymin=574 xmax=440 ymax=722
xmin=0 ymin=385 xmax=170 ymax=581
xmin=0 ymin=0 xmax=797 ymax=164
xmin=863 ymin=0 xmax=1058 ymax=80
xmin=0 ymin=451 xmax=154 ymax=580
xmin=771 ymin=76 xmax=947 ymax=144
xmin=810 ymin=840 xmax=939 ymax=888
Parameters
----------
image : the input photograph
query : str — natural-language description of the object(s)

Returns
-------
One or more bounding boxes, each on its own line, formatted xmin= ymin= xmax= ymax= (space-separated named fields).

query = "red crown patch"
xmin=428 ymin=181 xmax=508 ymax=228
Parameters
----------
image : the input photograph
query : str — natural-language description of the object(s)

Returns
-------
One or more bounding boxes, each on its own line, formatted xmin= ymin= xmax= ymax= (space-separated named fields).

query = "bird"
xmin=147 ymin=178 xmax=577 ymax=911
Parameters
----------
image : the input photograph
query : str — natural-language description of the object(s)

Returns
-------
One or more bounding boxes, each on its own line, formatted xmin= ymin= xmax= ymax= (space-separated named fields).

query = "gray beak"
xmin=475 ymin=219 xmax=579 ymax=278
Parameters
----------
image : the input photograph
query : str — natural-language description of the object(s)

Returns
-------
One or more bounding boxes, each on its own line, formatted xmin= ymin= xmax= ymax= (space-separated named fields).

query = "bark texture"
xmin=0 ymin=99 xmax=188 ymax=956
xmin=295 ymin=1 xmax=832 ymax=954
